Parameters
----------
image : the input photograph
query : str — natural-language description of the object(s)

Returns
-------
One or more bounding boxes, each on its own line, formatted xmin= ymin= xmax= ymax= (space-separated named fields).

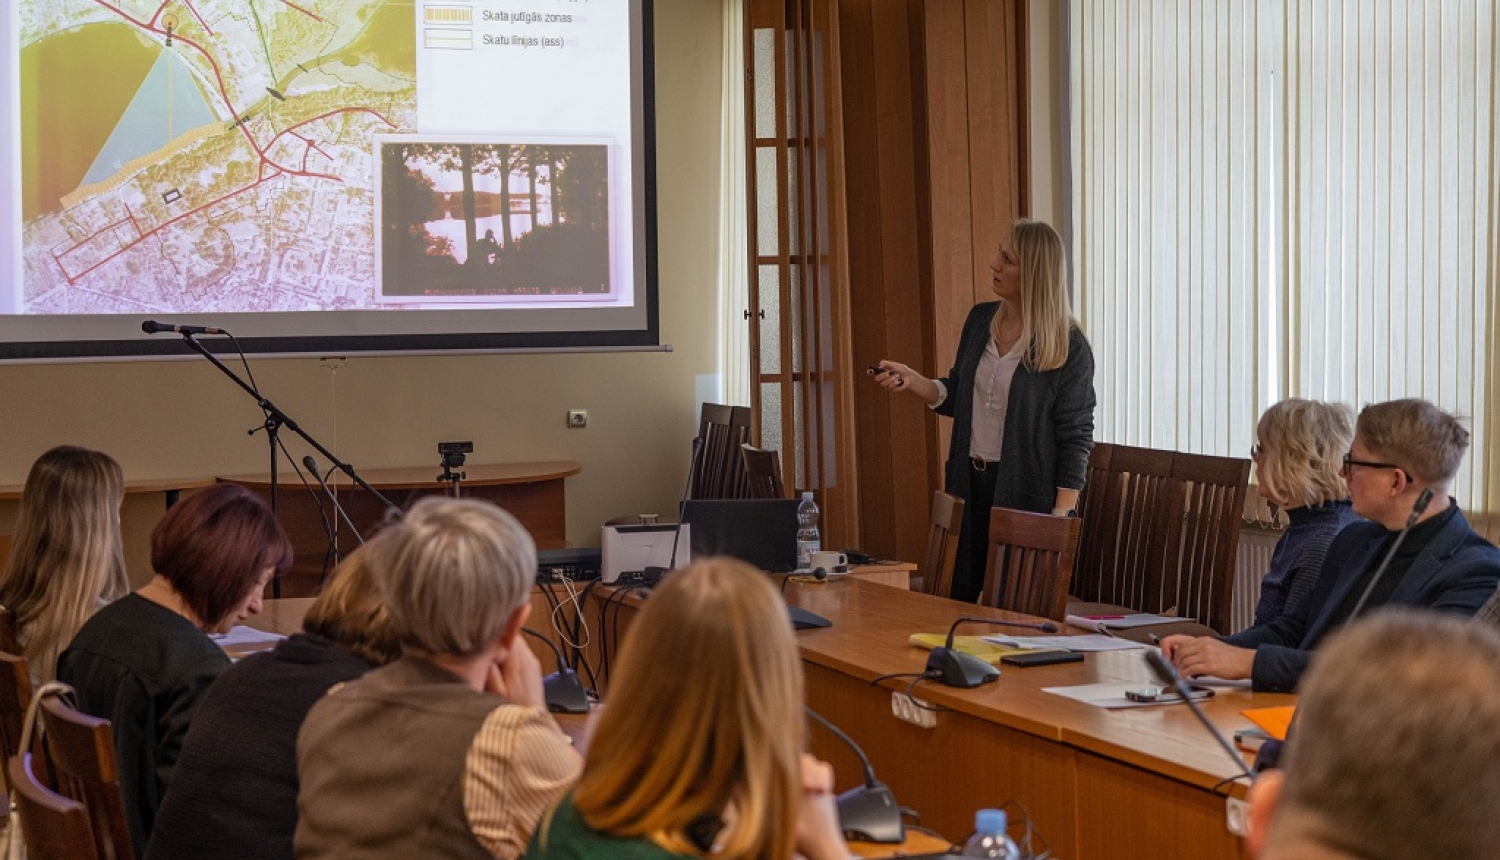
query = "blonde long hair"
xmin=572 ymin=559 xmax=805 ymax=859
xmin=0 ymin=447 xmax=129 ymax=682
xmin=990 ymin=218 xmax=1079 ymax=372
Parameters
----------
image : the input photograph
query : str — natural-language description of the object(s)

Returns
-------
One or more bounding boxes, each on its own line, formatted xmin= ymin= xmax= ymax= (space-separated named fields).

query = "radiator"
xmin=1227 ymin=528 xmax=1280 ymax=634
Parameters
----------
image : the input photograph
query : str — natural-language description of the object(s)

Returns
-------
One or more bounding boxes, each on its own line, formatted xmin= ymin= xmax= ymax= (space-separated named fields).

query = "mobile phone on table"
xmin=1000 ymin=650 xmax=1084 ymax=667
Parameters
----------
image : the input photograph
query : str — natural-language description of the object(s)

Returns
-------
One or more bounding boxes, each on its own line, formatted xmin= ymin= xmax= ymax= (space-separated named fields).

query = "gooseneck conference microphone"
xmin=520 ymin=628 xmax=592 ymax=714
xmin=303 ymin=455 xmax=365 ymax=545
xmin=1348 ymin=487 xmax=1436 ymax=619
xmin=141 ymin=319 xmax=226 ymax=335
xmin=1145 ymin=650 xmax=1257 ymax=784
xmin=805 ymin=707 xmax=905 ymax=844
xmin=926 ymin=616 xmax=1061 ymax=688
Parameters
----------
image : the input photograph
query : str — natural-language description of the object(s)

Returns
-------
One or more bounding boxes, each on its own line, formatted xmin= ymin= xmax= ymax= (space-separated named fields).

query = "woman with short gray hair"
xmin=295 ymin=497 xmax=581 ymax=860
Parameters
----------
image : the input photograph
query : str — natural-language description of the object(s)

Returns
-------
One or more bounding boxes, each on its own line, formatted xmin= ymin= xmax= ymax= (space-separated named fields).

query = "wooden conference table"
xmin=586 ymin=578 xmax=1289 ymax=860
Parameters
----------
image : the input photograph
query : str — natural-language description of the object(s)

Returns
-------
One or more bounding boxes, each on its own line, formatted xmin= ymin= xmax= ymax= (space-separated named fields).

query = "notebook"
xmin=679 ymin=499 xmax=800 ymax=572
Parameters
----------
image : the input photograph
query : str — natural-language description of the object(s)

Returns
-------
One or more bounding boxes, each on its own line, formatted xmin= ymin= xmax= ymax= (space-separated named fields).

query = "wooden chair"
xmin=1071 ymin=443 xmax=1249 ymax=633
xmin=740 ymin=444 xmax=786 ymax=499
xmin=980 ymin=508 xmax=1082 ymax=621
xmin=915 ymin=492 xmax=965 ymax=597
xmin=0 ymin=653 xmax=33 ymax=778
xmin=690 ymin=404 xmax=753 ymax=499
xmin=39 ymin=695 xmax=135 ymax=860
xmin=1170 ymin=451 xmax=1251 ymax=635
xmin=1071 ymin=443 xmax=1178 ymax=614
xmin=8 ymin=753 xmax=100 ymax=860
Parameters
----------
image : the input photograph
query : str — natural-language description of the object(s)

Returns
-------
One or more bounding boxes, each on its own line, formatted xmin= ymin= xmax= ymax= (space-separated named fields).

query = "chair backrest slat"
xmin=741 ymin=444 xmax=787 ymax=499
xmin=981 ymin=508 xmax=1082 ymax=621
xmin=9 ymin=753 xmax=100 ymax=860
xmin=41 ymin=695 xmax=136 ymax=860
xmin=918 ymin=492 xmax=965 ymax=597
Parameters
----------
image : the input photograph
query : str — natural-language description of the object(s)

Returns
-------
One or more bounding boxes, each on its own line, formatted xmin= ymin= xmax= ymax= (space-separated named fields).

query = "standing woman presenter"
xmin=871 ymin=219 xmax=1095 ymax=602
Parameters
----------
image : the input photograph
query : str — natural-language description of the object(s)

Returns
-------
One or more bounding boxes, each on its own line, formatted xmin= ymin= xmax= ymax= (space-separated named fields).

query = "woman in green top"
xmin=528 ymin=558 xmax=848 ymax=860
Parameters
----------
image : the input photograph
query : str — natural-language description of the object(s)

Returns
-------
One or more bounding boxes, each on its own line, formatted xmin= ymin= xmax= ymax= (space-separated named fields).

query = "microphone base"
xmin=789 ymin=606 xmax=832 ymax=630
xmin=836 ymin=783 xmax=905 ymax=844
xmin=925 ymin=647 xmax=1000 ymax=688
xmin=542 ymin=669 xmax=591 ymax=714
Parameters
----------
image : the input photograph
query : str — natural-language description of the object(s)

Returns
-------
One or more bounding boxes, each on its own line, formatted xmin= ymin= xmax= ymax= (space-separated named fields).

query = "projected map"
xmin=19 ymin=1 xmax=415 ymax=313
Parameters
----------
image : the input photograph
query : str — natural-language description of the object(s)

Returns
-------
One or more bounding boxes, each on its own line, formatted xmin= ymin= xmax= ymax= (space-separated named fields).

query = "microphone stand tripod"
xmin=174 ymin=333 xmax=400 ymax=595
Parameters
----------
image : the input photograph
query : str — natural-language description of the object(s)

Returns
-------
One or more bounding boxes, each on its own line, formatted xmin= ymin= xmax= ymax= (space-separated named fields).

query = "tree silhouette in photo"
xmin=379 ymin=141 xmax=611 ymax=298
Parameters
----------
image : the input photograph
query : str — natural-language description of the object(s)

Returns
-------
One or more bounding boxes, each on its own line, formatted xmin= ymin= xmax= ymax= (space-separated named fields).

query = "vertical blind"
xmin=1072 ymin=0 xmax=1498 ymax=534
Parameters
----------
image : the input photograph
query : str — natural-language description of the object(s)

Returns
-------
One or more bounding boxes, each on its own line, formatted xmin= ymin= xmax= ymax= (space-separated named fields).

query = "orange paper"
xmin=1241 ymin=705 xmax=1296 ymax=741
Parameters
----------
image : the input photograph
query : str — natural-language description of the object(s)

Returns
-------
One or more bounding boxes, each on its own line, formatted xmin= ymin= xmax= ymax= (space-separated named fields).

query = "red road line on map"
xmin=180 ymin=0 xmax=215 ymax=36
xmin=274 ymin=0 xmax=326 ymax=24
xmin=56 ymin=172 xmax=283 ymax=284
xmin=148 ymin=1 xmax=170 ymax=27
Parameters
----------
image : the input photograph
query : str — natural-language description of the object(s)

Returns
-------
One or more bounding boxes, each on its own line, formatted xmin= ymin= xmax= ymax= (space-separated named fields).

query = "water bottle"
xmin=795 ymin=491 xmax=820 ymax=570
xmin=960 ymin=809 xmax=1021 ymax=859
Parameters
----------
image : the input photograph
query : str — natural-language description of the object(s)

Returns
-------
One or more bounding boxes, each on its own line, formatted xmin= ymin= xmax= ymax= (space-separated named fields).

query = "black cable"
xmin=868 ymin=671 xmax=925 ymax=687
xmin=273 ymin=434 xmax=336 ymax=585
xmin=903 ymin=672 xmax=949 ymax=713
xmin=222 ymin=331 xmax=262 ymax=395
xmin=570 ymin=579 xmax=603 ymax=689
xmin=1210 ymin=774 xmax=1242 ymax=796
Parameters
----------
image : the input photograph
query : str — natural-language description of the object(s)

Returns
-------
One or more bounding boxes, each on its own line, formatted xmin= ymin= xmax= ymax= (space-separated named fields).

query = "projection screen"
xmin=1 ymin=0 xmax=659 ymax=361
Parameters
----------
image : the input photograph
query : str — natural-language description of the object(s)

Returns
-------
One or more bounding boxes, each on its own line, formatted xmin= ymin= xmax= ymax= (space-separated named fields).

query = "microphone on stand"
xmin=1348 ymin=488 xmax=1436 ymax=619
xmin=643 ymin=437 xmax=703 ymax=582
xmin=304 ymin=455 xmax=365 ymax=545
xmin=520 ymin=628 xmax=591 ymax=714
xmin=1145 ymin=650 xmax=1257 ymax=784
xmin=805 ymin=707 xmax=905 ymax=844
xmin=926 ymin=616 xmax=1060 ymax=688
xmin=141 ymin=319 xmax=225 ymax=335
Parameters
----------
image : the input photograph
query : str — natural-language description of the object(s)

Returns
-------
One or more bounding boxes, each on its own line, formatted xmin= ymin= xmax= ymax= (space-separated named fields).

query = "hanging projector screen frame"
xmin=0 ymin=0 xmax=660 ymax=362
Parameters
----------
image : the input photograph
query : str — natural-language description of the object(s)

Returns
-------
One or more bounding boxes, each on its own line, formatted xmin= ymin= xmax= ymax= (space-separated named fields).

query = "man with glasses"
xmin=1163 ymin=398 xmax=1500 ymax=692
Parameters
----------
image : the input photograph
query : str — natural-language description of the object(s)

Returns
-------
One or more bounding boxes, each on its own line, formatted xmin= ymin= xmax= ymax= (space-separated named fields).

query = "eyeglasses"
xmin=1341 ymin=452 xmax=1402 ymax=475
xmin=1249 ymin=444 xmax=1263 ymax=458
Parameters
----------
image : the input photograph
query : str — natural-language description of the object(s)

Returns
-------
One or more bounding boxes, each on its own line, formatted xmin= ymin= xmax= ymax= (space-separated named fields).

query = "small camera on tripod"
xmin=438 ymin=441 xmax=472 ymax=485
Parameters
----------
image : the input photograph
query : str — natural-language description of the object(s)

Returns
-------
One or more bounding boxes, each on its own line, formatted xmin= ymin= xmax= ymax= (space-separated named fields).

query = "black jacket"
xmin=936 ymin=302 xmax=1096 ymax=513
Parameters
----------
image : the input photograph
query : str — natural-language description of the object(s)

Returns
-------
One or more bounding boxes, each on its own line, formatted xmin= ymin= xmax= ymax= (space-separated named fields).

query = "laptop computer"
xmin=679 ymin=499 xmax=800 ymax=573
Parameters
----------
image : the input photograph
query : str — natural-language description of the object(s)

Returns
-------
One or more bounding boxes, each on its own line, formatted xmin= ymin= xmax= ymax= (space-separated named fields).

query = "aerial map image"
xmin=18 ymin=1 xmax=417 ymax=313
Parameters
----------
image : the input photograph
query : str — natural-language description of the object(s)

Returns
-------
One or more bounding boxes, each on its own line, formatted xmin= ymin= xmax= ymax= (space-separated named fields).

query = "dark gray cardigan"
xmin=935 ymin=301 xmax=1096 ymax=514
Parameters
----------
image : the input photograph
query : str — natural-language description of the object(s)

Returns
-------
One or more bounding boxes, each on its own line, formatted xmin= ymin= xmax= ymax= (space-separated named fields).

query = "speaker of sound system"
xmin=536 ymin=547 xmax=603 ymax=582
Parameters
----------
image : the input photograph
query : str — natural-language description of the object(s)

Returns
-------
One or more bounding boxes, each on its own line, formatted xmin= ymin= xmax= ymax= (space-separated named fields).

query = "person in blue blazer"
xmin=1163 ymin=398 xmax=1500 ymax=692
xmin=870 ymin=219 xmax=1095 ymax=603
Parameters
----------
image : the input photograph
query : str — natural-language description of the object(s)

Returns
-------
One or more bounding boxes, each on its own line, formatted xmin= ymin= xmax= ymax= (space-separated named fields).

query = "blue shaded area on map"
xmin=82 ymin=48 xmax=220 ymax=186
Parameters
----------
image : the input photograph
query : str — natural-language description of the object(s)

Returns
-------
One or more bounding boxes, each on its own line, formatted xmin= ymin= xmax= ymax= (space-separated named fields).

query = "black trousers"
xmin=950 ymin=458 xmax=1000 ymax=603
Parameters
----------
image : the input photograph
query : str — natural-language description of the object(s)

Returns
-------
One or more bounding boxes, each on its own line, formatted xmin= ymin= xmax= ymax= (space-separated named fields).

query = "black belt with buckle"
xmin=970 ymin=456 xmax=996 ymax=472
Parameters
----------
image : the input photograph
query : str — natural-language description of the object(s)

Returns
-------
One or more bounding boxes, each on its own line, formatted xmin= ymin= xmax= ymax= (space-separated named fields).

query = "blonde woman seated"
xmin=296 ymin=498 xmax=581 ymax=860
xmin=1244 ymin=399 xmax=1361 ymax=627
xmin=1161 ymin=399 xmax=1358 ymax=682
xmin=527 ymin=558 xmax=849 ymax=860
xmin=0 ymin=445 xmax=130 ymax=683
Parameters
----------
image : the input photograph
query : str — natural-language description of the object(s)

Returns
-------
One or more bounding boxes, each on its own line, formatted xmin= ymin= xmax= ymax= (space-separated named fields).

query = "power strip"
xmin=890 ymin=691 xmax=938 ymax=728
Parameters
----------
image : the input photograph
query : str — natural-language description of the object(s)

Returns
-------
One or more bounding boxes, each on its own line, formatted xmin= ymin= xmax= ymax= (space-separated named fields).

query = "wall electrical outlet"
xmin=567 ymin=410 xmax=587 ymax=428
xmin=1225 ymin=797 xmax=1250 ymax=837
xmin=890 ymin=691 xmax=938 ymax=728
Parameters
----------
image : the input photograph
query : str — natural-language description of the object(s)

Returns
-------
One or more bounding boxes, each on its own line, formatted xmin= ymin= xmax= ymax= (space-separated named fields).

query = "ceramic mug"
xmin=809 ymin=550 xmax=849 ymax=576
